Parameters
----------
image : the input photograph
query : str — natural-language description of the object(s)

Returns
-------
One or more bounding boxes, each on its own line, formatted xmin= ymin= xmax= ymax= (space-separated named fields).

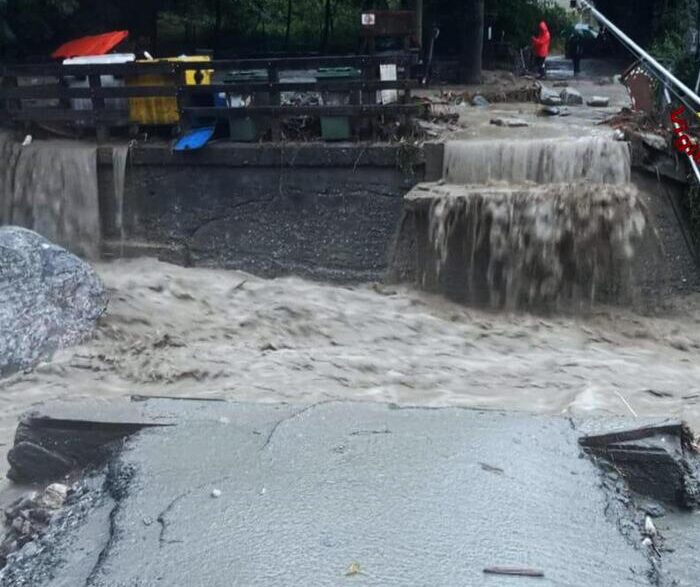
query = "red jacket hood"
xmin=539 ymin=21 xmax=550 ymax=36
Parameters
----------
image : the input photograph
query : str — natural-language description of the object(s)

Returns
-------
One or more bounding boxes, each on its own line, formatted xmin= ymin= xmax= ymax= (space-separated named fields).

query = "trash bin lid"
xmin=224 ymin=69 xmax=269 ymax=82
xmin=315 ymin=67 xmax=362 ymax=79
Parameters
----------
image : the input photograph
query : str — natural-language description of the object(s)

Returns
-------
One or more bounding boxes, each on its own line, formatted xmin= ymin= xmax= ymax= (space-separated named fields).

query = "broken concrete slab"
xmin=6 ymin=401 xmax=174 ymax=483
xmin=580 ymin=420 xmax=700 ymax=508
xmin=0 ymin=399 xmax=677 ymax=586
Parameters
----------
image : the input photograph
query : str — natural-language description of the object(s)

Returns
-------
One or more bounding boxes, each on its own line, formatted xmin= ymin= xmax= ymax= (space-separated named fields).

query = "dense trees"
xmin=0 ymin=0 xmax=589 ymax=83
xmin=0 ymin=0 xmax=571 ymax=57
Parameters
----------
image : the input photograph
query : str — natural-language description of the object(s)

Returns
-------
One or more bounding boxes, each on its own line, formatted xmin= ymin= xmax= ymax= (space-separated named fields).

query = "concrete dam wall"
xmin=0 ymin=130 xmax=422 ymax=282
xmin=0 ymin=130 xmax=695 ymax=307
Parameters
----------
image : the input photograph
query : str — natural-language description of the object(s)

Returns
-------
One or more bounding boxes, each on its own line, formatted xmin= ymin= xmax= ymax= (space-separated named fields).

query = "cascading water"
xmin=392 ymin=136 xmax=656 ymax=310
xmin=0 ymin=131 xmax=101 ymax=259
xmin=111 ymin=144 xmax=129 ymax=254
xmin=443 ymin=137 xmax=631 ymax=185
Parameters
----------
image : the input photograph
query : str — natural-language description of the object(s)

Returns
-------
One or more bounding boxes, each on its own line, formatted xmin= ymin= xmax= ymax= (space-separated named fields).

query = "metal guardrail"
xmin=0 ymin=53 xmax=423 ymax=140
xmin=574 ymin=0 xmax=700 ymax=184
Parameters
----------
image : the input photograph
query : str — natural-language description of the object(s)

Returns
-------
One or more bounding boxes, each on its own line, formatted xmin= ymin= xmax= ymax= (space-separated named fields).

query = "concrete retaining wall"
xmin=97 ymin=143 xmax=423 ymax=282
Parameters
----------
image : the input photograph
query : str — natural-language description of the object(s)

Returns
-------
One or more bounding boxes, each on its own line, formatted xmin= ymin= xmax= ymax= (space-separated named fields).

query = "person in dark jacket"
xmin=568 ymin=28 xmax=584 ymax=76
xmin=531 ymin=21 xmax=551 ymax=79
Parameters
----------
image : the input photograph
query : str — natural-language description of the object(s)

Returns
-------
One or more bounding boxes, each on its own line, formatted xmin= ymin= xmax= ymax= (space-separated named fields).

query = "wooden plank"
xmin=4 ymin=108 xmax=130 ymax=123
xmin=1 ymin=54 xmax=415 ymax=78
xmin=183 ymin=80 xmax=419 ymax=94
xmin=268 ymin=66 xmax=281 ymax=140
xmin=184 ymin=103 xmax=425 ymax=119
xmin=0 ymin=81 xmax=418 ymax=101
xmin=1 ymin=62 xmax=174 ymax=77
xmin=0 ymin=85 xmax=177 ymax=99
xmin=168 ymin=53 xmax=416 ymax=70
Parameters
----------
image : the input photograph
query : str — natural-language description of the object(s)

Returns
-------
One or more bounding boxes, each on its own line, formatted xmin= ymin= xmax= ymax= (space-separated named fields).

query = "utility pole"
xmin=460 ymin=0 xmax=484 ymax=84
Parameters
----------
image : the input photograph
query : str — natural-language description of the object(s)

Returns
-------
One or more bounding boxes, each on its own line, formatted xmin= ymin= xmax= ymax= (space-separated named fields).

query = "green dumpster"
xmin=315 ymin=67 xmax=361 ymax=141
xmin=219 ymin=69 xmax=269 ymax=142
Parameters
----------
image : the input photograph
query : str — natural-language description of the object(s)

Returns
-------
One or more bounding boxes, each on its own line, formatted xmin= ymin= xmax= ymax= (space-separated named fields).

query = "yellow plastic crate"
xmin=128 ymin=56 xmax=212 ymax=125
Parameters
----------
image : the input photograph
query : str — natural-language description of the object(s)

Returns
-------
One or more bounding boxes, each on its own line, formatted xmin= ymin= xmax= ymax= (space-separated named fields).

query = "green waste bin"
xmin=219 ymin=69 xmax=269 ymax=142
xmin=315 ymin=67 xmax=361 ymax=141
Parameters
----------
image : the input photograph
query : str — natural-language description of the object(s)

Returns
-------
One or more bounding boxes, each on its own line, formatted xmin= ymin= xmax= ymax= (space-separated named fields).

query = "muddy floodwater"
xmin=1 ymin=257 xmax=700 ymax=478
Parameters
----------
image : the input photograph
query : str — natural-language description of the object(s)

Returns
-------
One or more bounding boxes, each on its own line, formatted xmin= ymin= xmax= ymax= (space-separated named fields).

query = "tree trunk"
xmin=284 ymin=0 xmax=293 ymax=50
xmin=320 ymin=0 xmax=332 ymax=52
xmin=214 ymin=0 xmax=223 ymax=52
xmin=460 ymin=0 xmax=484 ymax=84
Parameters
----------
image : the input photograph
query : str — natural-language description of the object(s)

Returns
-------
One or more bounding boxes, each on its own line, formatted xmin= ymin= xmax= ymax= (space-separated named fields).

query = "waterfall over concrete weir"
xmin=443 ymin=137 xmax=631 ymax=185
xmin=0 ymin=131 xmax=101 ymax=259
xmin=392 ymin=135 xmax=657 ymax=310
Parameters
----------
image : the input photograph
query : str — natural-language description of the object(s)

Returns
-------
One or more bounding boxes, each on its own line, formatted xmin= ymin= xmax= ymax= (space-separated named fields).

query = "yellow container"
xmin=128 ymin=56 xmax=212 ymax=125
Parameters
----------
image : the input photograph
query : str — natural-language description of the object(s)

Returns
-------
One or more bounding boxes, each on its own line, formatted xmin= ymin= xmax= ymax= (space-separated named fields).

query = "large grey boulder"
xmin=0 ymin=227 xmax=107 ymax=377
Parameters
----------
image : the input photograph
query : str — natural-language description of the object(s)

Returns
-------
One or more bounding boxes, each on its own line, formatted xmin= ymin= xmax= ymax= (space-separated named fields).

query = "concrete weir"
xmin=4 ymin=399 xmax=700 ymax=586
xmin=392 ymin=137 xmax=698 ymax=308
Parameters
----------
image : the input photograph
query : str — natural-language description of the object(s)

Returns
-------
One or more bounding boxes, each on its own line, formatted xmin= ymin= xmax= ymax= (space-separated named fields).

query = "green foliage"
xmin=489 ymin=0 xmax=574 ymax=50
xmin=649 ymin=0 xmax=698 ymax=85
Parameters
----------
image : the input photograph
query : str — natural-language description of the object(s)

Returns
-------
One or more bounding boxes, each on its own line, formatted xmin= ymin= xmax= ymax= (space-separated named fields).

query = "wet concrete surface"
xmin=4 ymin=398 xmax=694 ymax=586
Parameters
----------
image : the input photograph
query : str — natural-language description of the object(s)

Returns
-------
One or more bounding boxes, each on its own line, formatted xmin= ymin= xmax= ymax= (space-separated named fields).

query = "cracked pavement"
xmin=4 ymin=398 xmax=692 ymax=586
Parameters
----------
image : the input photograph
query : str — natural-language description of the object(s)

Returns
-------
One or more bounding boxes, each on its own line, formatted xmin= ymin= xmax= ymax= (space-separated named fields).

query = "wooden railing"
xmin=0 ymin=54 xmax=424 ymax=140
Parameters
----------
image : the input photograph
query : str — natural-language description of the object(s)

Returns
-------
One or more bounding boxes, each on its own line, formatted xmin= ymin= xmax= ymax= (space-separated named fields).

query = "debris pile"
xmin=0 ymin=484 xmax=70 ymax=568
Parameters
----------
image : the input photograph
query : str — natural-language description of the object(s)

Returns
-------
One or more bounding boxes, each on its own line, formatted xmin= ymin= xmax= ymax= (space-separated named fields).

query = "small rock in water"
xmin=471 ymin=95 xmax=489 ymax=107
xmin=489 ymin=117 xmax=529 ymax=128
xmin=587 ymin=96 xmax=610 ymax=107
xmin=540 ymin=106 xmax=561 ymax=116
xmin=211 ymin=488 xmax=222 ymax=498
xmin=39 ymin=483 xmax=69 ymax=509
xmin=539 ymin=85 xmax=562 ymax=106
xmin=559 ymin=87 xmax=583 ymax=105
xmin=639 ymin=132 xmax=667 ymax=151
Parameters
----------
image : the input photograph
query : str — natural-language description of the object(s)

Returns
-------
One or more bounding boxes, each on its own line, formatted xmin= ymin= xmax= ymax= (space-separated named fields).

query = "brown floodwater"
xmin=1 ymin=257 xmax=699 ymax=482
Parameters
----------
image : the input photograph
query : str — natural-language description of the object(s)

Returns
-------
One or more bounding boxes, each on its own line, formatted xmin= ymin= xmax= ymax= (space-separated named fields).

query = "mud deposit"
xmin=1 ymin=257 xmax=700 ymax=478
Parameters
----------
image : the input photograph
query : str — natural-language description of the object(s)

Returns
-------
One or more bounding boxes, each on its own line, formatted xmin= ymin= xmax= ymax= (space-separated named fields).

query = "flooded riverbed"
xmin=1 ymin=257 xmax=700 ymax=478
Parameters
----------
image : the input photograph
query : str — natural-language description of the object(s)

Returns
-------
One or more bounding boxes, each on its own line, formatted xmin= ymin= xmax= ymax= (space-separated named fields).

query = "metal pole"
xmin=577 ymin=0 xmax=700 ymax=109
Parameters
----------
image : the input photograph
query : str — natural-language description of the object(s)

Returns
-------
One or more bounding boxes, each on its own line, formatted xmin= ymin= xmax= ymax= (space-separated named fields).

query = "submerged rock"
xmin=540 ymin=106 xmax=561 ymax=116
xmin=0 ymin=226 xmax=107 ymax=378
xmin=489 ymin=117 xmax=529 ymax=127
xmin=560 ymin=87 xmax=583 ymax=105
xmin=471 ymin=95 xmax=489 ymax=107
xmin=587 ymin=96 xmax=610 ymax=107
xmin=539 ymin=85 xmax=562 ymax=106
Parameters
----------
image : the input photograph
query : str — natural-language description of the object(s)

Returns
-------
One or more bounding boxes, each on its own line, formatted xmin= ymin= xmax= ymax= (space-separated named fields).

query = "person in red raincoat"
xmin=531 ymin=21 xmax=551 ymax=79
